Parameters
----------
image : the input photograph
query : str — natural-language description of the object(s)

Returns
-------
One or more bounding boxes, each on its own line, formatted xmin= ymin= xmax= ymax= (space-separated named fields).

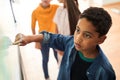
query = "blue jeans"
xmin=41 ymin=43 xmax=58 ymax=79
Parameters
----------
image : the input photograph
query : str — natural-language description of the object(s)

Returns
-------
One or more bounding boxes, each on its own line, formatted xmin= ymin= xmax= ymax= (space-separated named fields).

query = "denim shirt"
xmin=41 ymin=31 xmax=116 ymax=80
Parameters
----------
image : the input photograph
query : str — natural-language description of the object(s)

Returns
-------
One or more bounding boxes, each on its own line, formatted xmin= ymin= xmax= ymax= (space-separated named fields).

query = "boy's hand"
xmin=13 ymin=33 xmax=27 ymax=46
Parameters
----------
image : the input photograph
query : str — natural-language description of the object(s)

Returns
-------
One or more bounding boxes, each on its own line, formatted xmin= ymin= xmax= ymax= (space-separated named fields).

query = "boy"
xmin=14 ymin=7 xmax=116 ymax=80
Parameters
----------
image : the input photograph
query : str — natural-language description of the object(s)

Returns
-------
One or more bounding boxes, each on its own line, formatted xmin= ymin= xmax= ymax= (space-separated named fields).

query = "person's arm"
xmin=98 ymin=67 xmax=116 ymax=80
xmin=14 ymin=31 xmax=71 ymax=51
xmin=31 ymin=11 xmax=36 ymax=35
xmin=53 ymin=8 xmax=59 ymax=34
xmin=13 ymin=33 xmax=43 ymax=46
xmin=31 ymin=10 xmax=42 ymax=49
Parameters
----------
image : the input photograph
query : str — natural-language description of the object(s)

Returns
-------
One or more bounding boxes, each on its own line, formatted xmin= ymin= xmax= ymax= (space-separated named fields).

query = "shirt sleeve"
xmin=40 ymin=31 xmax=72 ymax=51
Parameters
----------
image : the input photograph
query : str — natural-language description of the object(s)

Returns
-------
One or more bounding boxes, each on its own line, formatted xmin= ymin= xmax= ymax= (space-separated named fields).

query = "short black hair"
xmin=80 ymin=7 xmax=112 ymax=36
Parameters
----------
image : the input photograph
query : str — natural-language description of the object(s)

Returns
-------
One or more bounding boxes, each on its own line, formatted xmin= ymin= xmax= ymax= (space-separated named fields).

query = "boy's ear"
xmin=98 ymin=35 xmax=106 ymax=44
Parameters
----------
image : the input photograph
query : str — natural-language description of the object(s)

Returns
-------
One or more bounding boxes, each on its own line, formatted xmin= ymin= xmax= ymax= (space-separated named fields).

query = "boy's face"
xmin=74 ymin=18 xmax=106 ymax=52
xmin=41 ymin=0 xmax=51 ymax=7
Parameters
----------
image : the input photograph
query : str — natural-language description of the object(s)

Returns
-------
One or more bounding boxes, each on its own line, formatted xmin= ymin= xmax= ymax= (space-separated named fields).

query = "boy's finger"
xmin=12 ymin=39 xmax=22 ymax=45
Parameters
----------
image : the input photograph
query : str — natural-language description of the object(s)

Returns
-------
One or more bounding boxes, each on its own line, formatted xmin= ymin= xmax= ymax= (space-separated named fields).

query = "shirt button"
xmin=87 ymin=72 xmax=90 ymax=74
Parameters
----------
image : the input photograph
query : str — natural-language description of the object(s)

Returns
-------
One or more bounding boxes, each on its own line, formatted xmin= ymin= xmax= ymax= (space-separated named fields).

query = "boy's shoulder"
xmin=95 ymin=47 xmax=114 ymax=72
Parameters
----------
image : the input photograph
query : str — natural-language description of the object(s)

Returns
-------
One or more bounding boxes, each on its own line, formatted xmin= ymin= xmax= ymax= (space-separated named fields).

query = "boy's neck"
xmin=81 ymin=48 xmax=99 ymax=59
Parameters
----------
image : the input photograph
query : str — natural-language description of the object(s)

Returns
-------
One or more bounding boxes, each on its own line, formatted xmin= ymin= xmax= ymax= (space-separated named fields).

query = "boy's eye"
xmin=84 ymin=33 xmax=91 ymax=38
xmin=76 ymin=27 xmax=80 ymax=33
xmin=76 ymin=29 xmax=79 ymax=32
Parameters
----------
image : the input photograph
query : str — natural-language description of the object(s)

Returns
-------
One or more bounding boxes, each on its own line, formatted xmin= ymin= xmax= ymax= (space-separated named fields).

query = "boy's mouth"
xmin=74 ymin=43 xmax=81 ymax=49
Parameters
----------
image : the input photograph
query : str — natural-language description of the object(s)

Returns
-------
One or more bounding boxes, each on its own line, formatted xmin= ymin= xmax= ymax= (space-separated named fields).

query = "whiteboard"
xmin=0 ymin=0 xmax=24 ymax=80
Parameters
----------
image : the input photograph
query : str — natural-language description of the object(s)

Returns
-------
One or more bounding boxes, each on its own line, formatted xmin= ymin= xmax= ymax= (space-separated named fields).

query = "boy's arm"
xmin=14 ymin=31 xmax=69 ymax=51
xmin=13 ymin=33 xmax=43 ymax=46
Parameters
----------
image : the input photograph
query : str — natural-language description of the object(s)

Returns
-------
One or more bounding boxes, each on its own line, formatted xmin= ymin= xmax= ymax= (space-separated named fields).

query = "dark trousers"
xmin=41 ymin=43 xmax=58 ymax=79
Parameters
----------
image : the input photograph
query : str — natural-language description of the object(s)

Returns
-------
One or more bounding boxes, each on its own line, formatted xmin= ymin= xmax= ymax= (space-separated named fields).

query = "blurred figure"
xmin=53 ymin=0 xmax=80 ymax=67
xmin=31 ymin=0 xmax=59 ymax=80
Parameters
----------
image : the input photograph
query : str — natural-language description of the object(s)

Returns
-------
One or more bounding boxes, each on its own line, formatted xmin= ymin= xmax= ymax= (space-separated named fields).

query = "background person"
xmin=53 ymin=0 xmax=81 ymax=67
xmin=31 ymin=0 xmax=59 ymax=79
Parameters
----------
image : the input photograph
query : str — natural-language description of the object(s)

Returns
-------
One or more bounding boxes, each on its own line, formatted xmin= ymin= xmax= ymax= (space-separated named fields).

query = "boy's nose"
xmin=76 ymin=34 xmax=82 ymax=43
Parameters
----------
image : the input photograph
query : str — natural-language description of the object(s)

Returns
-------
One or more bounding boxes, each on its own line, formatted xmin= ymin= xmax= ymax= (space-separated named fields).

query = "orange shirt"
xmin=31 ymin=4 xmax=59 ymax=33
